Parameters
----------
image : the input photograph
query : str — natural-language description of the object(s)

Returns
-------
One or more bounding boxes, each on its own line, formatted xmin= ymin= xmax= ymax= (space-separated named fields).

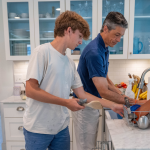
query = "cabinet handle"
xmin=130 ymin=52 xmax=132 ymax=54
xmin=18 ymin=126 xmax=24 ymax=131
xmin=17 ymin=107 xmax=24 ymax=111
xmin=20 ymin=149 xmax=25 ymax=150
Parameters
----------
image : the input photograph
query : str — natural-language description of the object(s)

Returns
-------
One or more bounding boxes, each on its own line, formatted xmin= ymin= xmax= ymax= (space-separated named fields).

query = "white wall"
xmin=13 ymin=59 xmax=150 ymax=86
xmin=0 ymin=0 xmax=14 ymax=101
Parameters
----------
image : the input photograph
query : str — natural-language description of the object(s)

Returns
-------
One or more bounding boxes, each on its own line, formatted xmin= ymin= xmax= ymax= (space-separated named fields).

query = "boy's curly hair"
xmin=54 ymin=11 xmax=90 ymax=40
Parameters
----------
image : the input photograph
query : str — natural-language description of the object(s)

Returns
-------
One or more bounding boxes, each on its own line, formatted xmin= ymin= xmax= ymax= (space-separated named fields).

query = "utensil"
xmin=137 ymin=116 xmax=149 ymax=129
xmin=77 ymin=99 xmax=87 ymax=106
xmin=84 ymin=101 xmax=103 ymax=109
xmin=124 ymin=97 xmax=137 ymax=119
xmin=77 ymin=99 xmax=102 ymax=109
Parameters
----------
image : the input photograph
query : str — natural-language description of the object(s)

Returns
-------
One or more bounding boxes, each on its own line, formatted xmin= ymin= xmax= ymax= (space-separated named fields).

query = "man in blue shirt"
xmin=72 ymin=12 xmax=135 ymax=150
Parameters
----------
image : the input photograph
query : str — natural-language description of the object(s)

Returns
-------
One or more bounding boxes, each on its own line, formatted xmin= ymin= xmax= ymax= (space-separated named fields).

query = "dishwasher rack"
xmin=92 ymin=141 xmax=113 ymax=150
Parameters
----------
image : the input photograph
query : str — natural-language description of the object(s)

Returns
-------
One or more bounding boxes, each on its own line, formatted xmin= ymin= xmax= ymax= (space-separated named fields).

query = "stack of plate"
xmin=13 ymin=43 xmax=27 ymax=55
xmin=43 ymin=31 xmax=54 ymax=38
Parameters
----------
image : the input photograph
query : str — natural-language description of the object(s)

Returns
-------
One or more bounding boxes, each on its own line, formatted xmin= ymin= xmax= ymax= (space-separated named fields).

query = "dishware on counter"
xmin=20 ymin=13 xmax=28 ymax=18
xmin=13 ymin=86 xmax=21 ymax=96
xmin=8 ymin=12 xmax=17 ymax=18
xmin=137 ymin=115 xmax=149 ymax=129
xmin=133 ymin=37 xmax=143 ymax=54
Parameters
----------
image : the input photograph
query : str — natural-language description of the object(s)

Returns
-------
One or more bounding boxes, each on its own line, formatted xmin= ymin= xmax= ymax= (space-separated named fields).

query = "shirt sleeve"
xmin=26 ymin=49 xmax=46 ymax=85
xmin=71 ymin=63 xmax=83 ymax=89
xmin=85 ymin=50 xmax=107 ymax=79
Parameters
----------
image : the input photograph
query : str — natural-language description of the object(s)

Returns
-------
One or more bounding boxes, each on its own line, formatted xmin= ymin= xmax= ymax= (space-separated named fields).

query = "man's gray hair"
xmin=100 ymin=12 xmax=128 ymax=33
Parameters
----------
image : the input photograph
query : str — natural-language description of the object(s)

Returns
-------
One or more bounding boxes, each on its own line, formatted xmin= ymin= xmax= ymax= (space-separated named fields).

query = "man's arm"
xmin=107 ymin=75 xmax=122 ymax=95
xmin=73 ymin=86 xmax=124 ymax=116
xmin=92 ymin=77 xmax=135 ymax=104
xmin=26 ymin=79 xmax=84 ymax=111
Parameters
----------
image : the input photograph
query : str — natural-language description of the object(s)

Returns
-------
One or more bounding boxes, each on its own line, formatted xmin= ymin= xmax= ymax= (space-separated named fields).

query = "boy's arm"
xmin=26 ymin=79 xmax=84 ymax=111
xmin=73 ymin=86 xmax=124 ymax=116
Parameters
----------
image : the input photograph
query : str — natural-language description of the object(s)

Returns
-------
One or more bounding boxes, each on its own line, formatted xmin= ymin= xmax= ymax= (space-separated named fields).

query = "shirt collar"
xmin=97 ymin=33 xmax=109 ymax=53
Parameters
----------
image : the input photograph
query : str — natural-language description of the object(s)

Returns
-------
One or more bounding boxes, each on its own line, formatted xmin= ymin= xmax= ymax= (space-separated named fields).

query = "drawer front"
xmin=5 ymin=118 xmax=24 ymax=141
xmin=7 ymin=142 xmax=25 ymax=150
xmin=4 ymin=103 xmax=26 ymax=118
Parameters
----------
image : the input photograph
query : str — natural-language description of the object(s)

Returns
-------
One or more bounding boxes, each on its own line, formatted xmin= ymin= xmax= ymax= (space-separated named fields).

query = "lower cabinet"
xmin=1 ymin=102 xmax=74 ymax=150
xmin=7 ymin=142 xmax=25 ymax=150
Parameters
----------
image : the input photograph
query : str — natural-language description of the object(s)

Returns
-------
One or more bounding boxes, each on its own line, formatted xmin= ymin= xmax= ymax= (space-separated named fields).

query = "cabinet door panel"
xmin=2 ymin=0 xmax=35 ymax=60
xmin=128 ymin=0 xmax=150 ymax=59
xmin=34 ymin=0 xmax=65 ymax=47
xmin=7 ymin=142 xmax=25 ymax=150
xmin=66 ymin=0 xmax=98 ymax=60
xmin=98 ymin=0 xmax=129 ymax=59
xmin=5 ymin=118 xmax=24 ymax=141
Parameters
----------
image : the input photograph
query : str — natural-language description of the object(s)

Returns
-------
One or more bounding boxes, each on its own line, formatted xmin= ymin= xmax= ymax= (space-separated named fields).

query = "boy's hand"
xmin=111 ymin=103 xmax=124 ymax=117
xmin=65 ymin=98 xmax=85 ymax=111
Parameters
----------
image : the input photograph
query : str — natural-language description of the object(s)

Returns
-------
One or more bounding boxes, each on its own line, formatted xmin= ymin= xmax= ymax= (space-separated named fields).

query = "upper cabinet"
xmin=128 ymin=0 xmax=150 ymax=59
xmin=65 ymin=0 xmax=98 ymax=60
xmin=98 ymin=0 xmax=129 ymax=59
xmin=2 ymin=0 xmax=150 ymax=60
xmin=34 ymin=0 xmax=65 ymax=47
xmin=2 ymin=0 xmax=35 ymax=60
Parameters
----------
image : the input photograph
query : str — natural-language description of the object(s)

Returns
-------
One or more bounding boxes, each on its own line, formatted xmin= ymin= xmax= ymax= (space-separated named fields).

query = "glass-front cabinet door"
xmin=34 ymin=0 xmax=65 ymax=47
xmin=98 ymin=0 xmax=129 ymax=59
xmin=2 ymin=0 xmax=35 ymax=60
xmin=66 ymin=0 xmax=98 ymax=60
xmin=128 ymin=0 xmax=150 ymax=59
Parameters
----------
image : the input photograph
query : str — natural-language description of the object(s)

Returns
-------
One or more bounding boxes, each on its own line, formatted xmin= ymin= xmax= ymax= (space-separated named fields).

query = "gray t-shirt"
xmin=23 ymin=43 xmax=82 ymax=134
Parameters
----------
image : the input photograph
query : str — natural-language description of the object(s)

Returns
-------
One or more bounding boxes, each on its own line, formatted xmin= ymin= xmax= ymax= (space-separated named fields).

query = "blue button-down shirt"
xmin=74 ymin=33 xmax=109 ymax=98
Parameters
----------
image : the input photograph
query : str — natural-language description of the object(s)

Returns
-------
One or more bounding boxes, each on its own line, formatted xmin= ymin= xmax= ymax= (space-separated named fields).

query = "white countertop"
xmin=106 ymin=119 xmax=150 ymax=150
xmin=0 ymin=96 xmax=73 ymax=103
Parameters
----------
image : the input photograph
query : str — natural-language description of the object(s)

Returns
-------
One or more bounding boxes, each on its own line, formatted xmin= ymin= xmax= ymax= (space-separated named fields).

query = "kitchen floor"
xmin=0 ymin=116 xmax=2 ymax=150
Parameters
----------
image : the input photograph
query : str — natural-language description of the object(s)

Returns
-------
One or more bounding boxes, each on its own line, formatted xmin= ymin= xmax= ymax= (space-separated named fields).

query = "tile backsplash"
xmin=14 ymin=59 xmax=150 ymax=90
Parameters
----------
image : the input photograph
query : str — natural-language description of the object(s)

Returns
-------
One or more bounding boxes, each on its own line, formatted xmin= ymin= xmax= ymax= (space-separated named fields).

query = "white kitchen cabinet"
xmin=98 ymin=0 xmax=129 ymax=59
xmin=2 ymin=0 xmax=35 ymax=60
xmin=65 ymin=0 xmax=98 ymax=60
xmin=128 ymin=0 xmax=150 ymax=59
xmin=0 ymin=96 xmax=74 ymax=150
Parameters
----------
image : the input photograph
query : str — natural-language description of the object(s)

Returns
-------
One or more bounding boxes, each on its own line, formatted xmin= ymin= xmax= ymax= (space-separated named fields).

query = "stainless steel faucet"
xmin=136 ymin=67 xmax=150 ymax=99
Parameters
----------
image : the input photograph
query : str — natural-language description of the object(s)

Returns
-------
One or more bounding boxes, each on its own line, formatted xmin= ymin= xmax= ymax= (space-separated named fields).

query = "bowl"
xmin=20 ymin=13 xmax=28 ymax=18
xmin=8 ymin=12 xmax=17 ymax=18
xmin=137 ymin=116 xmax=149 ymax=129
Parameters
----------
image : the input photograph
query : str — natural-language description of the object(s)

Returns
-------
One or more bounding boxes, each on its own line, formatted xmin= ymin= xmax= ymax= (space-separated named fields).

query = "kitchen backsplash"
xmin=13 ymin=59 xmax=150 ymax=90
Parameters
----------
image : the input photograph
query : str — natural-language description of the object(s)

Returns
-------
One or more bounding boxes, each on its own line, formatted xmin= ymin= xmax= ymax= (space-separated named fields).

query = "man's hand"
xmin=111 ymin=103 xmax=124 ymax=117
xmin=65 ymin=98 xmax=85 ymax=111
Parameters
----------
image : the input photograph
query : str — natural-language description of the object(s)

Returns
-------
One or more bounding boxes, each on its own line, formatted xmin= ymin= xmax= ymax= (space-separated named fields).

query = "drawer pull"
xmin=20 ymin=149 xmax=25 ymax=150
xmin=17 ymin=107 xmax=24 ymax=111
xmin=18 ymin=126 xmax=24 ymax=131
